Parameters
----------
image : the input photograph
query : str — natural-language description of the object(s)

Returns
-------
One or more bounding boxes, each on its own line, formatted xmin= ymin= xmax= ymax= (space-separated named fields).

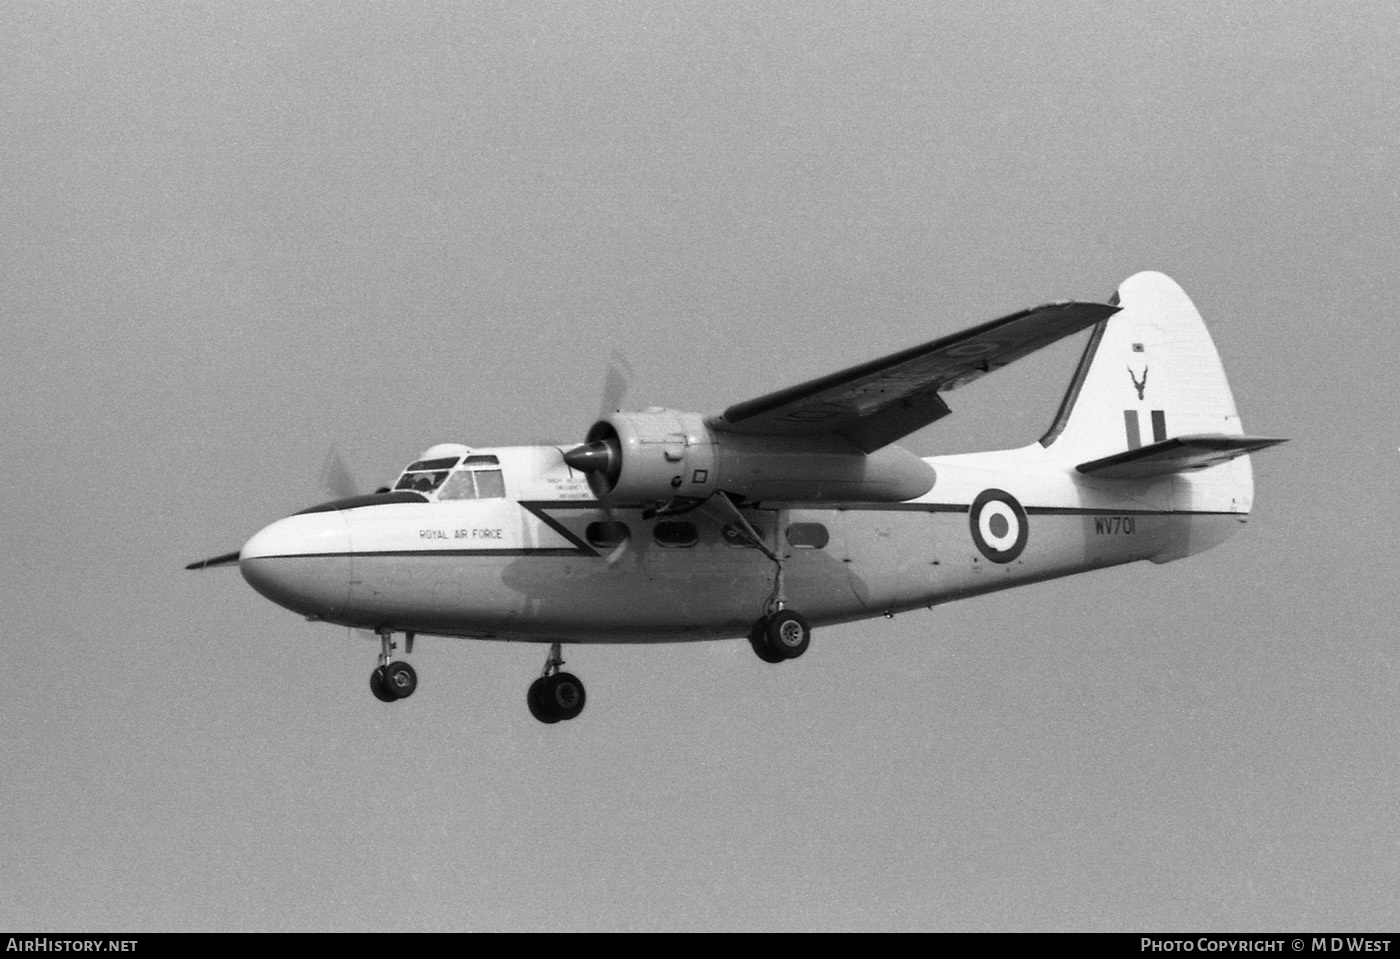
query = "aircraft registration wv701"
xmin=188 ymin=272 xmax=1285 ymax=723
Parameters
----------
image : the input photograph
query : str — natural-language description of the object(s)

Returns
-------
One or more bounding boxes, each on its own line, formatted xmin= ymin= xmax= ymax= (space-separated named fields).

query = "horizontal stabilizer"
xmin=185 ymin=550 xmax=241 ymax=570
xmin=1076 ymin=434 xmax=1287 ymax=480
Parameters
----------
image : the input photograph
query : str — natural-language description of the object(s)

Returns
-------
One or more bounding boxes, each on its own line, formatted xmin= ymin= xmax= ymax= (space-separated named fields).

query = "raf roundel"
xmin=969 ymin=488 xmax=1028 ymax=563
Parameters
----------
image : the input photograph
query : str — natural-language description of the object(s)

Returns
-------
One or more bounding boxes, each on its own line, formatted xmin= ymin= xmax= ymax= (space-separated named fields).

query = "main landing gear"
xmin=749 ymin=608 xmax=812 ymax=663
xmin=528 ymin=642 xmax=586 ymax=724
xmin=369 ymin=630 xmax=418 ymax=703
xmin=700 ymin=493 xmax=814 ymax=666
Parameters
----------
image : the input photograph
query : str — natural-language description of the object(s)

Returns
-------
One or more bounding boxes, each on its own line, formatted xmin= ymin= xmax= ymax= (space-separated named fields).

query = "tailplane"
xmin=1076 ymin=434 xmax=1286 ymax=480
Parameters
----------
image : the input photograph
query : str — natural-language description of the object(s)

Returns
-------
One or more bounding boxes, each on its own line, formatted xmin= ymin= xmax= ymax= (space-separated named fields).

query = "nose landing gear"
xmin=369 ymin=630 xmax=418 ymax=703
xmin=528 ymin=642 xmax=586 ymax=724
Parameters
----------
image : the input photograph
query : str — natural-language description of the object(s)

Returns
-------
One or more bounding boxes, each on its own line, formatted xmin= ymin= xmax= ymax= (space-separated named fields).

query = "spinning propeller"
xmin=562 ymin=350 xmax=630 ymax=498
xmin=318 ymin=446 xmax=360 ymax=501
xmin=562 ymin=351 xmax=634 ymax=563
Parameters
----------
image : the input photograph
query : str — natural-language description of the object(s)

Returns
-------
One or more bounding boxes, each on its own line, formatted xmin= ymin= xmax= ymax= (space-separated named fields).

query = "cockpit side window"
xmin=436 ymin=467 xmax=507 ymax=501
xmin=437 ymin=470 xmax=478 ymax=500
xmin=474 ymin=469 xmax=505 ymax=499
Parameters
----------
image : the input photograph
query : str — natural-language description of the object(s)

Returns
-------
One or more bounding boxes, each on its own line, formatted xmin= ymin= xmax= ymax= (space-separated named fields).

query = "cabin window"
xmin=653 ymin=521 xmax=699 ymax=548
xmin=786 ymin=523 xmax=829 ymax=549
xmin=721 ymin=524 xmax=766 ymax=548
xmin=586 ymin=521 xmax=631 ymax=549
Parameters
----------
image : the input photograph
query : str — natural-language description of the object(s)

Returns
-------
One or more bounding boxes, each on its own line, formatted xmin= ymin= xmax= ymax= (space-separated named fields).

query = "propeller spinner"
xmin=562 ymin=436 xmax=620 ymax=497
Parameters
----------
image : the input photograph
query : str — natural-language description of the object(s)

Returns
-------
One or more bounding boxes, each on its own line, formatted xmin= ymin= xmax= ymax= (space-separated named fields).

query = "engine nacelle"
xmin=566 ymin=409 xmax=936 ymax=507
xmin=713 ymin=431 xmax=937 ymax=503
xmin=579 ymin=410 xmax=719 ymax=505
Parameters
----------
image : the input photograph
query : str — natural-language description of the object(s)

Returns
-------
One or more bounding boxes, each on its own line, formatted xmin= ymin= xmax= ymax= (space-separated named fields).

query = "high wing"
xmin=708 ymin=301 xmax=1118 ymax=452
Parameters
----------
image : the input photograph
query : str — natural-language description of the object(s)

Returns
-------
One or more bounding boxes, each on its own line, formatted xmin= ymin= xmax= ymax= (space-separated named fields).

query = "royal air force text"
xmin=419 ymin=528 xmax=502 ymax=541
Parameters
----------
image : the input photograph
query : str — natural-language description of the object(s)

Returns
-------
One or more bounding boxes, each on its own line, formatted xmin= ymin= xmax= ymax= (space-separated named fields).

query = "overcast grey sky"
xmin=2 ymin=0 xmax=1397 ymax=931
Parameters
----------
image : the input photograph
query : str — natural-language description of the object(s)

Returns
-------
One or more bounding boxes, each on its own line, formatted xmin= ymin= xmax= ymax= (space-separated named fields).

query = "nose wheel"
xmin=369 ymin=630 xmax=418 ymax=702
xmin=528 ymin=643 xmax=586 ymax=724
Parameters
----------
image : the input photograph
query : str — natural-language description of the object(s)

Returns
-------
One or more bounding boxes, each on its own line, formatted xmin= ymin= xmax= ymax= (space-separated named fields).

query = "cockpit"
xmin=392 ymin=451 xmax=506 ymax=500
xmin=393 ymin=456 xmax=458 ymax=493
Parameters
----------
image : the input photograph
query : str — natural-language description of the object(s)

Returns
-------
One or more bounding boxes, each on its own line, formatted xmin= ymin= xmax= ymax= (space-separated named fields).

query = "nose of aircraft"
xmin=240 ymin=511 xmax=354 ymax=619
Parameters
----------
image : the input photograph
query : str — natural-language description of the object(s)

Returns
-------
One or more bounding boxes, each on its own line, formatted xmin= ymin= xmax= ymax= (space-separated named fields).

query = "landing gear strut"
xmin=703 ymin=495 xmax=814 ymax=665
xmin=527 ymin=642 xmax=586 ymax=724
xmin=369 ymin=630 xmax=418 ymax=703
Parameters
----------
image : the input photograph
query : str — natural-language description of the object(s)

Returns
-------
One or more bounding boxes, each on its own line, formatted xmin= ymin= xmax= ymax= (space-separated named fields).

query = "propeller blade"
xmin=319 ymin=447 xmax=359 ymax=500
xmin=185 ymin=550 xmax=241 ymax=571
xmin=603 ymin=538 xmax=630 ymax=566
xmin=556 ymin=351 xmax=635 ymax=565
xmin=600 ymin=350 xmax=633 ymax=418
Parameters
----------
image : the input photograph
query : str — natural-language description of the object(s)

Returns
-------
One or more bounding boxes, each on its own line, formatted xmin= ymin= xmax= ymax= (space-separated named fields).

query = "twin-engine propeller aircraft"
xmin=188 ymin=272 xmax=1284 ymax=724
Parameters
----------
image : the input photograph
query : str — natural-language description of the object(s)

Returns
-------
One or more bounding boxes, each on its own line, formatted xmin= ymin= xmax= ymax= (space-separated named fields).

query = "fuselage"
xmin=238 ymin=441 xmax=1251 ymax=644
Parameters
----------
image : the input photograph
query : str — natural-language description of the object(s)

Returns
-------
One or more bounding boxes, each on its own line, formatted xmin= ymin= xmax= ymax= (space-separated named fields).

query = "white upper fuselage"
xmin=238 ymin=441 xmax=1251 ymax=644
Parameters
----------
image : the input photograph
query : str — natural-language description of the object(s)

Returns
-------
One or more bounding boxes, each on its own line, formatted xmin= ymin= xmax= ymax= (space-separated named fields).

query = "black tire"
xmin=528 ymin=676 xmax=561 ymax=724
xmin=748 ymin=617 xmax=786 ymax=664
xmin=383 ymin=660 xmax=418 ymax=700
xmin=370 ymin=666 xmax=397 ymax=703
xmin=764 ymin=610 xmax=811 ymax=660
xmin=544 ymin=672 xmax=586 ymax=722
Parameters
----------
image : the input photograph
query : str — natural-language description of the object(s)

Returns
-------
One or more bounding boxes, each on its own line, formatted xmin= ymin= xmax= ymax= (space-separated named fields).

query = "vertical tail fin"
xmin=1041 ymin=271 xmax=1270 ymax=516
xmin=1042 ymin=271 xmax=1246 ymax=459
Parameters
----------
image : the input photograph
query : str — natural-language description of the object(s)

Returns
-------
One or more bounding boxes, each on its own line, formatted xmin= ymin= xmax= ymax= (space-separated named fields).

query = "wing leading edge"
xmin=708 ymin=301 xmax=1118 ymax=452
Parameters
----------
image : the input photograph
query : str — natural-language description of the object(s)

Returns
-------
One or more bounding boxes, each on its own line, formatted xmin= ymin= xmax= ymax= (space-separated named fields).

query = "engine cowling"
xmin=563 ymin=409 xmax=936 ymax=507
xmin=569 ymin=410 xmax=719 ymax=506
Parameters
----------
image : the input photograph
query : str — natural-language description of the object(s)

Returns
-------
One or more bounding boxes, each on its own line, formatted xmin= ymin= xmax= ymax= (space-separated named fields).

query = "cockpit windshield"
xmin=393 ymin=456 xmax=460 ymax=493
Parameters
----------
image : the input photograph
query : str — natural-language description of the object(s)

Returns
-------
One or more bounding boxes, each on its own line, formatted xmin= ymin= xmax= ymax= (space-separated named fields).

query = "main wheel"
xmin=382 ymin=660 xmax=418 ymax=700
xmin=764 ymin=610 xmax=811 ymax=660
xmin=543 ymin=672 xmax=586 ymax=722
xmin=527 ymin=676 xmax=561 ymax=724
xmin=370 ymin=666 xmax=396 ymax=703
xmin=748 ymin=617 xmax=786 ymax=664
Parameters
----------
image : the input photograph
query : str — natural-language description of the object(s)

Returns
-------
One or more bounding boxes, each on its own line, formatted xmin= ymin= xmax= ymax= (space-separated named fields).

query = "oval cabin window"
xmin=653 ymin=521 xmax=699 ymax=548
xmin=785 ymin=523 xmax=830 ymax=549
xmin=586 ymin=521 xmax=631 ymax=549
